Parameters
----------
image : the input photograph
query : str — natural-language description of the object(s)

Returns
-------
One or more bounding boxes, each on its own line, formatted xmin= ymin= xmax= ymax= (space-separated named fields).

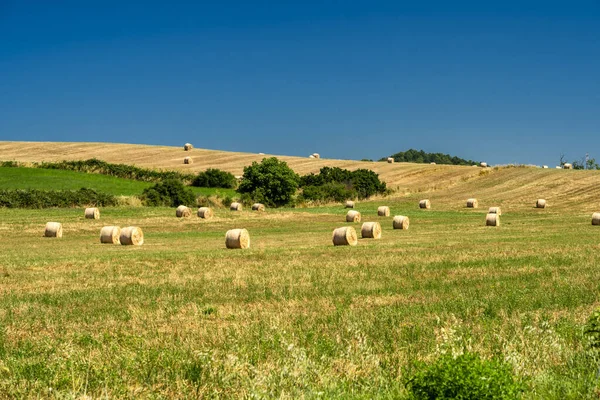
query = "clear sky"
xmin=1 ymin=1 xmax=599 ymax=166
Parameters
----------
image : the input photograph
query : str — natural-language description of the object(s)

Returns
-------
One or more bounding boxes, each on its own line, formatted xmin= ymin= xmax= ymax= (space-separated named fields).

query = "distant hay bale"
xmin=536 ymin=199 xmax=547 ymax=209
xmin=387 ymin=157 xmax=394 ymax=164
xmin=176 ymin=205 xmax=192 ymax=218
xmin=486 ymin=213 xmax=500 ymax=226
xmin=466 ymin=198 xmax=478 ymax=208
xmin=377 ymin=206 xmax=390 ymax=216
xmin=488 ymin=206 xmax=502 ymax=215
xmin=197 ymin=207 xmax=213 ymax=219
xmin=184 ymin=143 xmax=193 ymax=151
xmin=309 ymin=155 xmax=315 ymax=159
xmin=100 ymin=226 xmax=121 ymax=244
xmin=563 ymin=163 xmax=573 ymax=169
xmin=346 ymin=210 xmax=361 ymax=222
xmin=84 ymin=207 xmax=100 ymax=219
xmin=230 ymin=202 xmax=242 ymax=211
xmin=480 ymin=162 xmax=488 ymax=168
xmin=430 ymin=162 xmax=436 ymax=165
xmin=592 ymin=213 xmax=600 ymax=225
xmin=184 ymin=156 xmax=193 ymax=164
xmin=312 ymin=153 xmax=320 ymax=159
xmin=345 ymin=200 xmax=355 ymax=208
xmin=555 ymin=166 xmax=561 ymax=169
xmin=419 ymin=199 xmax=430 ymax=209
xmin=542 ymin=165 xmax=548 ymax=169
xmin=225 ymin=228 xmax=250 ymax=249
xmin=361 ymin=222 xmax=382 ymax=239
xmin=392 ymin=215 xmax=409 ymax=229
xmin=251 ymin=203 xmax=265 ymax=212
xmin=332 ymin=226 xmax=358 ymax=246
xmin=44 ymin=222 xmax=63 ymax=238
xmin=120 ymin=226 xmax=144 ymax=246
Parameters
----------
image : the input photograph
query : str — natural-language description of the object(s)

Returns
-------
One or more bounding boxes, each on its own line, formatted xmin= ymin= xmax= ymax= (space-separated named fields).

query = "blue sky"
xmin=1 ymin=1 xmax=599 ymax=166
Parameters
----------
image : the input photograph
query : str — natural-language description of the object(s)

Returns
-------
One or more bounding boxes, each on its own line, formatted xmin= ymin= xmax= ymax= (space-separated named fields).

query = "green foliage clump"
xmin=0 ymin=188 xmax=116 ymax=208
xmin=141 ymin=179 xmax=196 ymax=207
xmin=382 ymin=149 xmax=477 ymax=165
xmin=192 ymin=168 xmax=236 ymax=188
xmin=584 ymin=309 xmax=600 ymax=350
xmin=405 ymin=353 xmax=522 ymax=400
xmin=237 ymin=157 xmax=300 ymax=207
xmin=299 ymin=167 xmax=387 ymax=202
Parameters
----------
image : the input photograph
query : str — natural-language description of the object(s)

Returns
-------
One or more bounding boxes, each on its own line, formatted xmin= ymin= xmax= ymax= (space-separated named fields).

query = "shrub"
xmin=584 ymin=309 xmax=600 ymax=351
xmin=405 ymin=352 xmax=522 ymax=400
xmin=299 ymin=183 xmax=354 ymax=203
xmin=141 ymin=179 xmax=196 ymax=207
xmin=0 ymin=188 xmax=116 ymax=208
xmin=299 ymin=167 xmax=386 ymax=202
xmin=237 ymin=157 xmax=300 ymax=207
xmin=192 ymin=169 xmax=236 ymax=188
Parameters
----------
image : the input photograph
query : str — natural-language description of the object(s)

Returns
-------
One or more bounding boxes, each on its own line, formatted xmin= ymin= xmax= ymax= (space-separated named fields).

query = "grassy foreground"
xmin=1 ymin=196 xmax=599 ymax=398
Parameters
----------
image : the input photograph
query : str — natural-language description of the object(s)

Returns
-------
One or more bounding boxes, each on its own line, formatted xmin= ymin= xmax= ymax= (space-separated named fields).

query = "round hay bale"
xmin=488 ymin=206 xmax=502 ymax=215
xmin=345 ymin=200 xmax=355 ymax=209
xmin=100 ymin=226 xmax=121 ymax=244
xmin=542 ymin=165 xmax=548 ymax=169
xmin=555 ymin=166 xmax=561 ymax=169
xmin=176 ymin=205 xmax=192 ymax=218
xmin=387 ymin=157 xmax=394 ymax=164
xmin=84 ymin=207 xmax=100 ymax=219
xmin=536 ymin=199 xmax=547 ymax=209
xmin=480 ymin=162 xmax=488 ymax=168
xmin=120 ymin=226 xmax=144 ymax=246
xmin=346 ymin=210 xmax=361 ymax=223
xmin=251 ymin=203 xmax=265 ymax=212
xmin=563 ymin=163 xmax=572 ymax=169
xmin=184 ymin=156 xmax=193 ymax=164
xmin=309 ymin=155 xmax=315 ymax=159
xmin=592 ymin=213 xmax=600 ymax=226
xmin=377 ymin=206 xmax=390 ymax=217
xmin=392 ymin=215 xmax=409 ymax=229
xmin=184 ymin=143 xmax=193 ymax=151
xmin=312 ymin=153 xmax=320 ymax=159
xmin=230 ymin=202 xmax=242 ymax=211
xmin=361 ymin=222 xmax=382 ymax=239
xmin=486 ymin=213 xmax=500 ymax=226
xmin=197 ymin=207 xmax=213 ymax=219
xmin=419 ymin=199 xmax=430 ymax=209
xmin=44 ymin=222 xmax=63 ymax=238
xmin=225 ymin=228 xmax=250 ymax=249
xmin=466 ymin=198 xmax=478 ymax=208
xmin=332 ymin=226 xmax=358 ymax=246
xmin=430 ymin=162 xmax=436 ymax=165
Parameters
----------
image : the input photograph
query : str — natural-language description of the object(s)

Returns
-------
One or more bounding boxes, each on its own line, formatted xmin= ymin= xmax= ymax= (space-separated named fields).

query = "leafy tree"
xmin=141 ymin=179 xmax=196 ymax=207
xmin=237 ymin=157 xmax=300 ymax=207
xmin=192 ymin=168 xmax=236 ymax=188
xmin=381 ymin=149 xmax=477 ymax=165
xmin=299 ymin=167 xmax=387 ymax=202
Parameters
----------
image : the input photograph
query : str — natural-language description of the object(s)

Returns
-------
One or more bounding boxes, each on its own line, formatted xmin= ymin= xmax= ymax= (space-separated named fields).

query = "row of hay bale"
xmin=44 ymin=222 xmax=144 ymax=245
xmin=174 ymin=203 xmax=266 ymax=218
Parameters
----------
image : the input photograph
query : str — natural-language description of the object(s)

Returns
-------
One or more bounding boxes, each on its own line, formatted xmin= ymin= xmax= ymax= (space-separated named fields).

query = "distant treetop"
xmin=380 ymin=149 xmax=477 ymax=166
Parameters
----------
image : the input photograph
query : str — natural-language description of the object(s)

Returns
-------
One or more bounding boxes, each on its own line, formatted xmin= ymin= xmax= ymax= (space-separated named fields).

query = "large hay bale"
xmin=536 ymin=199 xmax=547 ymax=209
xmin=230 ymin=202 xmax=242 ymax=211
xmin=486 ymin=213 xmax=500 ymax=226
xmin=419 ymin=199 xmax=430 ymax=209
xmin=480 ymin=162 xmax=488 ymax=168
xmin=176 ymin=205 xmax=192 ymax=218
xmin=197 ymin=207 xmax=213 ymax=219
xmin=332 ymin=226 xmax=358 ymax=246
xmin=184 ymin=143 xmax=193 ymax=151
xmin=488 ymin=206 xmax=502 ymax=215
xmin=312 ymin=153 xmax=320 ymax=159
xmin=100 ymin=226 xmax=121 ymax=244
xmin=120 ymin=226 xmax=144 ymax=246
xmin=251 ymin=203 xmax=265 ymax=212
xmin=592 ymin=213 xmax=600 ymax=225
xmin=84 ymin=207 xmax=100 ymax=219
xmin=225 ymin=228 xmax=250 ymax=249
xmin=44 ymin=222 xmax=63 ymax=238
xmin=377 ymin=206 xmax=390 ymax=216
xmin=387 ymin=157 xmax=394 ymax=164
xmin=361 ymin=222 xmax=382 ymax=239
xmin=563 ymin=163 xmax=573 ymax=169
xmin=184 ymin=156 xmax=193 ymax=164
xmin=346 ymin=210 xmax=361 ymax=223
xmin=345 ymin=200 xmax=355 ymax=209
xmin=466 ymin=198 xmax=478 ymax=208
xmin=392 ymin=215 xmax=409 ymax=229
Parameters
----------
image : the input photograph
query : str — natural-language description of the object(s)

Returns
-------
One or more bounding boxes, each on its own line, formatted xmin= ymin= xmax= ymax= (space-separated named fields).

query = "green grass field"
xmin=1 ymin=194 xmax=599 ymax=398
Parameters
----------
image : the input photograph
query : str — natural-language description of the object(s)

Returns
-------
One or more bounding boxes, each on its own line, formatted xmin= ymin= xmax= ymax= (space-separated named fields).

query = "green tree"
xmin=141 ymin=179 xmax=196 ymax=207
xmin=237 ymin=158 xmax=300 ymax=207
xmin=192 ymin=168 xmax=236 ymax=188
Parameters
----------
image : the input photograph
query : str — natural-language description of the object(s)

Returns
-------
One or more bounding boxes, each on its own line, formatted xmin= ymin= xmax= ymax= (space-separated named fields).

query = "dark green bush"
xmin=237 ymin=157 xmax=299 ymax=207
xmin=0 ymin=161 xmax=19 ymax=168
xmin=299 ymin=183 xmax=354 ymax=203
xmin=0 ymin=188 xmax=116 ymax=208
xmin=299 ymin=167 xmax=386 ymax=201
xmin=381 ymin=149 xmax=477 ymax=165
xmin=584 ymin=309 xmax=600 ymax=351
xmin=141 ymin=179 xmax=196 ymax=207
xmin=192 ymin=168 xmax=236 ymax=188
xmin=405 ymin=353 xmax=522 ymax=400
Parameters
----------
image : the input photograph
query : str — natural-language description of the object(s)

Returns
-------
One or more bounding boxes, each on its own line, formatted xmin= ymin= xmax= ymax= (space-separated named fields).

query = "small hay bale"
xmin=555 ymin=166 xmax=561 ymax=169
xmin=346 ymin=210 xmax=361 ymax=222
xmin=197 ymin=207 xmax=213 ymax=219
xmin=486 ymin=213 xmax=500 ymax=226
xmin=419 ymin=199 xmax=430 ymax=209
xmin=225 ymin=228 xmax=250 ymax=249
xmin=332 ymin=226 xmax=358 ymax=246
xmin=176 ymin=205 xmax=192 ymax=218
xmin=184 ymin=156 xmax=193 ymax=164
xmin=563 ymin=163 xmax=572 ymax=169
xmin=184 ymin=143 xmax=193 ymax=151
xmin=44 ymin=222 xmax=63 ymax=238
xmin=345 ymin=200 xmax=355 ymax=208
xmin=536 ymin=199 xmax=547 ymax=209
xmin=480 ymin=162 xmax=488 ymax=168
xmin=120 ymin=226 xmax=144 ymax=246
xmin=230 ymin=202 xmax=242 ymax=211
xmin=361 ymin=222 xmax=382 ymax=239
xmin=430 ymin=162 xmax=436 ymax=165
xmin=312 ymin=153 xmax=320 ymax=159
xmin=387 ymin=157 xmax=394 ymax=164
xmin=377 ymin=206 xmax=390 ymax=216
xmin=309 ymin=155 xmax=315 ymax=159
xmin=251 ymin=203 xmax=265 ymax=212
xmin=392 ymin=215 xmax=409 ymax=229
xmin=100 ymin=226 xmax=121 ymax=244
xmin=466 ymin=198 xmax=478 ymax=208
xmin=542 ymin=165 xmax=548 ymax=169
xmin=592 ymin=213 xmax=600 ymax=226
xmin=488 ymin=207 xmax=502 ymax=215
xmin=84 ymin=207 xmax=100 ymax=219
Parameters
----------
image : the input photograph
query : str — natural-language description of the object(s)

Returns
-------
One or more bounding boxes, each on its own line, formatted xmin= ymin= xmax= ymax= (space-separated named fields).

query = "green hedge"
xmin=0 ymin=188 xmax=117 ymax=208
